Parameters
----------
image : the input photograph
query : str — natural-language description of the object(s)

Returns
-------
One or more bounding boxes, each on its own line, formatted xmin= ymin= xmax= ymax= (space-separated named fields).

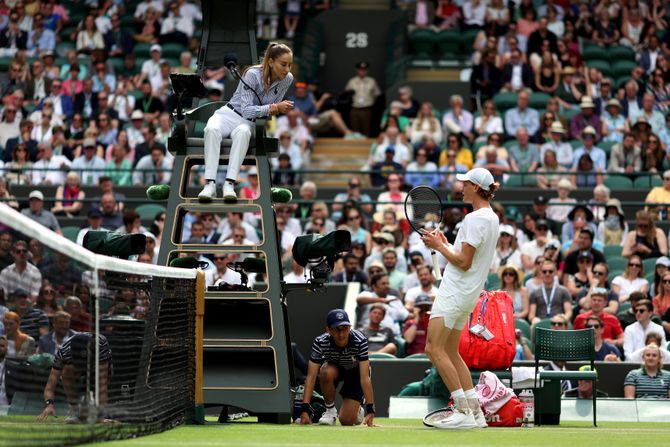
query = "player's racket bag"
xmin=458 ymin=291 xmax=516 ymax=371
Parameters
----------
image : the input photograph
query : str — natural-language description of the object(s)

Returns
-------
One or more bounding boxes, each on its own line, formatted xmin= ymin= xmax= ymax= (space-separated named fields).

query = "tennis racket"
xmin=404 ymin=186 xmax=443 ymax=280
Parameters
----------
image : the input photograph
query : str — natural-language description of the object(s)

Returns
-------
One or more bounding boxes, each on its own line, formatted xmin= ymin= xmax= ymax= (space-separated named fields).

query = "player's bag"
xmin=458 ymin=290 xmax=516 ymax=371
xmin=476 ymin=371 xmax=523 ymax=427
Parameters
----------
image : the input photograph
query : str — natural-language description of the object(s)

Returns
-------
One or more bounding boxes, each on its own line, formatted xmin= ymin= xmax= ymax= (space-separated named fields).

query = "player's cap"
xmin=326 ymin=309 xmax=351 ymax=328
xmin=28 ymin=190 xmax=44 ymax=201
xmin=456 ymin=168 xmax=494 ymax=191
xmin=131 ymin=110 xmax=144 ymax=120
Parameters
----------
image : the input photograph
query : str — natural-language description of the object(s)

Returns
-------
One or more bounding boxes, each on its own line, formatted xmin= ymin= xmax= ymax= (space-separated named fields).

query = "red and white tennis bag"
xmin=458 ymin=291 xmax=516 ymax=371
xmin=475 ymin=371 xmax=523 ymax=427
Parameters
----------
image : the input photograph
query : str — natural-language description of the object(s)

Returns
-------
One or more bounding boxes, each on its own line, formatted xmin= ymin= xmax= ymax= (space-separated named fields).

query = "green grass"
xmin=78 ymin=418 xmax=670 ymax=447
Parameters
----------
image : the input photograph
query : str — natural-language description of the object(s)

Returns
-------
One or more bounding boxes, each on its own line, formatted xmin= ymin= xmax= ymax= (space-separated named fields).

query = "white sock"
xmin=464 ymin=388 xmax=477 ymax=399
xmin=451 ymin=388 xmax=465 ymax=399
xmin=325 ymin=402 xmax=335 ymax=410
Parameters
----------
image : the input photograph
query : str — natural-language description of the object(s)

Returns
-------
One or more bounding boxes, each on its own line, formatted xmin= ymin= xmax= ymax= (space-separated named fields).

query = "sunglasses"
xmin=551 ymin=321 xmax=566 ymax=327
xmin=14 ymin=249 xmax=28 ymax=254
xmin=213 ymin=257 xmax=226 ymax=261
xmin=628 ymin=263 xmax=641 ymax=268
xmin=635 ymin=308 xmax=648 ymax=314
xmin=503 ymin=271 xmax=516 ymax=277
xmin=592 ymin=271 xmax=606 ymax=276
xmin=349 ymin=183 xmax=361 ymax=188
xmin=542 ymin=269 xmax=555 ymax=274
xmin=663 ymin=279 xmax=670 ymax=284
xmin=585 ymin=325 xmax=601 ymax=329
xmin=347 ymin=215 xmax=360 ymax=221
xmin=637 ymin=224 xmax=649 ymax=229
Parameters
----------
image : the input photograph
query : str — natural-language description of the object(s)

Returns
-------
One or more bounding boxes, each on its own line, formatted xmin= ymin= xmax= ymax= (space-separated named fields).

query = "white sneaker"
xmin=468 ymin=398 xmax=487 ymax=428
xmin=355 ymin=406 xmax=365 ymax=425
xmin=423 ymin=406 xmax=454 ymax=427
xmin=433 ymin=408 xmax=478 ymax=430
xmin=65 ymin=407 xmax=81 ymax=424
xmin=198 ymin=182 xmax=217 ymax=201
xmin=222 ymin=182 xmax=237 ymax=202
xmin=318 ymin=406 xmax=338 ymax=426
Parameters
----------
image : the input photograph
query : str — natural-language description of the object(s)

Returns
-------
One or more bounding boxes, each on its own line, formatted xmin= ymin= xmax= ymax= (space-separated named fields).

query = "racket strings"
xmin=406 ymin=189 xmax=443 ymax=232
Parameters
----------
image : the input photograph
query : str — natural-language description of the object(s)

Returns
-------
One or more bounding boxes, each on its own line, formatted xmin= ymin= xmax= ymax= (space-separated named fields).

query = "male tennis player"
xmin=37 ymin=332 xmax=112 ymax=424
xmin=420 ymin=168 xmax=499 ymax=429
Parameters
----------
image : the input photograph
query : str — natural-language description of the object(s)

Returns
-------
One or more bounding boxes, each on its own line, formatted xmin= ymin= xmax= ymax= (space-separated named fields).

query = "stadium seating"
xmin=61 ymin=226 xmax=80 ymax=243
xmin=135 ymin=204 xmax=167 ymax=220
xmin=633 ymin=176 xmax=662 ymax=189
xmin=603 ymin=245 xmax=623 ymax=258
xmin=515 ymin=318 xmax=532 ymax=340
xmin=607 ymin=256 xmax=629 ymax=272
xmin=604 ymin=176 xmax=634 ymax=190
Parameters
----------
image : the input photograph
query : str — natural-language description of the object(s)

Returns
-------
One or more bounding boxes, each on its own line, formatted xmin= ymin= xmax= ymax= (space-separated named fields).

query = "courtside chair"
xmin=534 ymin=328 xmax=597 ymax=426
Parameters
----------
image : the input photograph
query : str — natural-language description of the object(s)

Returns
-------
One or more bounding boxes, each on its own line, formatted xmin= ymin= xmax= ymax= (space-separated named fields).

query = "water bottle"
xmin=519 ymin=389 xmax=535 ymax=427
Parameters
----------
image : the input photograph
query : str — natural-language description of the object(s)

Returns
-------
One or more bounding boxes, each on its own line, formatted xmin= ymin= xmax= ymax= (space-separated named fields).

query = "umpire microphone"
xmin=224 ymin=53 xmax=240 ymax=78
xmin=232 ymin=257 xmax=266 ymax=273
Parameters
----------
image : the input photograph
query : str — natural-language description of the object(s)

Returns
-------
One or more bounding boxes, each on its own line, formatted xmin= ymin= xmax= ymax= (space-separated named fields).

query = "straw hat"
xmin=557 ymin=178 xmax=574 ymax=190
xmin=582 ymin=125 xmax=597 ymax=136
xmin=373 ymin=205 xmax=405 ymax=224
xmin=605 ymin=98 xmax=622 ymax=110
xmin=579 ymin=96 xmax=595 ymax=109
xmin=497 ymin=265 xmax=524 ymax=285
xmin=549 ymin=121 xmax=565 ymax=134
xmin=562 ymin=66 xmax=577 ymax=75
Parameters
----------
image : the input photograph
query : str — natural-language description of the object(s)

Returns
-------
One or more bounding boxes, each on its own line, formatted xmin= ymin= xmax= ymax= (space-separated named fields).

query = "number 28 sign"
xmin=345 ymin=32 xmax=368 ymax=49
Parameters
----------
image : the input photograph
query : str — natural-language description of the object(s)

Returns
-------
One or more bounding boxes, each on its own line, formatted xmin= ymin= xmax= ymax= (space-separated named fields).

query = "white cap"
xmin=456 ymin=168 xmax=495 ymax=191
xmin=247 ymin=167 xmax=258 ymax=176
xmin=656 ymin=256 xmax=670 ymax=268
xmin=131 ymin=110 xmax=144 ymax=120
xmin=150 ymin=44 xmax=162 ymax=53
xmin=499 ymin=224 xmax=515 ymax=236
xmin=29 ymin=190 xmax=44 ymax=201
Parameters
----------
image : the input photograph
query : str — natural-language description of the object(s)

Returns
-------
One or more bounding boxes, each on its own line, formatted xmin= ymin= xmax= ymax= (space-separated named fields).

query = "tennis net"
xmin=0 ymin=203 xmax=201 ymax=447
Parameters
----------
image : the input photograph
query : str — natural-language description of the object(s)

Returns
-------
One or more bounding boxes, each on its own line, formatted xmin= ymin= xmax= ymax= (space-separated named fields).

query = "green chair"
xmin=394 ymin=335 xmax=407 ymax=358
xmin=568 ymin=139 xmax=582 ymax=149
xmin=534 ymin=327 xmax=597 ymax=426
xmin=505 ymin=174 xmax=537 ymax=187
xmin=459 ymin=28 xmax=480 ymax=55
xmin=409 ymin=29 xmax=437 ymax=60
xmin=561 ymin=107 xmax=580 ymax=120
xmin=436 ymin=29 xmax=461 ymax=59
xmin=515 ymin=318 xmax=531 ymax=340
xmin=611 ymin=60 xmax=637 ymax=79
xmin=643 ymin=257 xmax=658 ymax=275
xmin=617 ymin=301 xmax=632 ymax=315
xmin=134 ymin=42 xmax=153 ymax=59
xmin=646 ymin=271 xmax=656 ymax=288
xmin=581 ymin=45 xmax=604 ymax=62
xmin=604 ymin=175 xmax=633 ymax=189
xmin=369 ymin=352 xmax=397 ymax=359
xmin=523 ymin=337 xmax=534 ymax=355
xmin=406 ymin=353 xmax=429 ymax=359
xmin=599 ymin=140 xmax=616 ymax=158
xmin=586 ymin=59 xmax=611 ymax=77
xmin=534 ymin=318 xmax=553 ymax=333
xmin=487 ymin=272 xmax=500 ymax=290
xmin=607 ymin=256 xmax=629 ymax=272
xmin=161 ymin=43 xmax=187 ymax=58
xmin=493 ymin=92 xmax=518 ymax=112
xmin=134 ymin=204 xmax=166 ymax=220
xmin=607 ymin=45 xmax=635 ymax=62
xmin=603 ymin=245 xmax=622 ymax=258
xmin=616 ymin=76 xmax=632 ymax=89
xmin=633 ymin=175 xmax=662 ymax=189
xmin=529 ymin=92 xmax=551 ymax=110
xmin=61 ymin=226 xmax=81 ymax=243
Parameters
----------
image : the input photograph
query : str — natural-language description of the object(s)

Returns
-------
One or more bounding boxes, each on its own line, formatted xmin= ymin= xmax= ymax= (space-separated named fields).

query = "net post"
xmin=193 ymin=269 xmax=206 ymax=424
xmin=94 ymin=265 xmax=100 ymax=409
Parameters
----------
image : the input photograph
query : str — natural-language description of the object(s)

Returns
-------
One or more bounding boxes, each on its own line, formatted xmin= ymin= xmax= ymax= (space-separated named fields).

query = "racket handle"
xmin=431 ymin=251 xmax=442 ymax=280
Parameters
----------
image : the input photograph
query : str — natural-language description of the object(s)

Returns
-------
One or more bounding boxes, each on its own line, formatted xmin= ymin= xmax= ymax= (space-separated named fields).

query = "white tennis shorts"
xmin=429 ymin=293 xmax=479 ymax=330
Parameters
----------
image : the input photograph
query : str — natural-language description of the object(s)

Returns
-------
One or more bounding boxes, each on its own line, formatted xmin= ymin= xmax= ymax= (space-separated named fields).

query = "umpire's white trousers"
xmin=203 ymin=106 xmax=255 ymax=181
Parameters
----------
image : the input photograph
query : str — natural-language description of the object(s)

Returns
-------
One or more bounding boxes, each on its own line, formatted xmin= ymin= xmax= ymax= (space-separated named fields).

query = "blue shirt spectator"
xmin=572 ymin=131 xmax=607 ymax=172
xmin=504 ymin=91 xmax=539 ymax=137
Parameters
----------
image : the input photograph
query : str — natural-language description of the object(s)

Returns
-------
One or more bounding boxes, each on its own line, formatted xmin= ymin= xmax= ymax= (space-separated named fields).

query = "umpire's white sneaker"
xmin=198 ymin=182 xmax=217 ymax=201
xmin=318 ymin=406 xmax=338 ymax=426
xmin=433 ymin=408 xmax=478 ymax=429
xmin=222 ymin=181 xmax=237 ymax=202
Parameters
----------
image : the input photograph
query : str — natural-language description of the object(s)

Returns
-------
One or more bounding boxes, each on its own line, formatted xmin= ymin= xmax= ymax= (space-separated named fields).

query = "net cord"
xmin=0 ymin=203 xmax=196 ymax=279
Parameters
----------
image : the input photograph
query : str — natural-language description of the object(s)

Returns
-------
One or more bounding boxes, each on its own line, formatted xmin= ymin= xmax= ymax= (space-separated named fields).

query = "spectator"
xmin=381 ymin=101 xmax=410 ymax=134
xmin=499 ymin=265 xmax=529 ymax=320
xmin=439 ymin=147 xmax=469 ymax=189
xmin=621 ymin=80 xmax=642 ymax=119
xmin=290 ymin=81 xmax=359 ymax=139
xmin=613 ymin=255 xmax=650 ymax=304
xmin=508 ymin=127 xmax=539 ymax=172
xmin=375 ymin=173 xmax=408 ymax=215
xmin=396 ymin=85 xmax=420 ymax=119
xmin=624 ymin=300 xmax=666 ymax=355
xmin=71 ymin=138 xmax=106 ymax=185
xmin=98 ymin=192 xmax=123 ymax=230
xmin=653 ymin=270 xmax=670 ymax=330
xmin=51 ymin=171 xmax=84 ymax=217
xmin=0 ymin=13 xmax=28 ymax=56
xmin=574 ymin=288 xmax=625 ymax=348
xmin=600 ymin=98 xmax=627 ymax=140
xmin=592 ymin=8 xmax=620 ymax=47
xmin=402 ymin=294 xmax=432 ymax=356
xmin=619 ymin=7 xmax=648 ymax=52
xmin=356 ymin=273 xmax=409 ymax=336
xmin=0 ymin=105 xmax=21 ymax=149
xmin=10 ymin=288 xmax=49 ymax=340
xmin=37 ymin=311 xmax=75 ymax=355
xmin=545 ymin=179 xmax=576 ymax=224
xmin=502 ymin=49 xmax=533 ymax=93
xmin=331 ymin=178 xmax=373 ymax=223
xmin=19 ymin=190 xmax=60 ymax=235
xmin=26 ymin=59 xmax=51 ymax=105
xmin=626 ymin=333 xmax=670 ymax=364
xmin=204 ymin=253 xmax=241 ymax=288
xmin=504 ymin=90 xmax=539 ymax=138
xmin=76 ymin=208 xmax=107 ymax=246
xmin=564 ymin=250 xmax=595 ymax=298
xmin=31 ymin=142 xmax=70 ymax=185
xmin=116 ymin=210 xmax=147 ymax=236
xmin=344 ymin=62 xmax=381 ymax=137
xmin=474 ymin=99 xmax=503 ymax=141
xmin=0 ymin=335 xmax=6 ymax=403
xmin=564 ymin=365 xmax=610 ymax=397
xmin=520 ymin=219 xmax=552 ymax=272
xmin=275 ymin=109 xmax=312 ymax=155
xmin=41 ymin=79 xmax=73 ymax=122
xmin=41 ymin=250 xmax=84 ymax=294
xmin=405 ymin=148 xmax=439 ymax=189
xmin=63 ymin=296 xmax=91 ymax=332
xmin=360 ymin=304 xmax=396 ymax=355
xmin=403 ymin=265 xmax=438 ymax=311
xmin=635 ymin=92 xmax=665 ymax=135
xmin=596 ymin=199 xmax=628 ymax=246
xmin=409 ymin=101 xmax=443 ymax=146
xmin=343 ymin=207 xmax=371 ymax=253
xmin=474 ymin=145 xmax=509 ymax=184
xmin=576 ymin=262 xmax=620 ymax=316
xmin=73 ymin=79 xmax=98 ymax=120
xmin=471 ymin=50 xmax=503 ymax=103
xmin=624 ymin=339 xmax=666 ymax=390
xmin=332 ymin=253 xmax=368 ymax=286
xmin=622 ymin=210 xmax=668 ymax=259
xmin=442 ymin=95 xmax=474 ymax=142
xmin=659 ymin=114 xmax=670 ymax=150
xmin=643 ymin=132 xmax=664 ymax=173
xmin=528 ymin=260 xmax=572 ymax=324
xmin=134 ymin=80 xmax=164 ymax=122
xmin=133 ymin=145 xmax=172 ymax=186
xmin=106 ymin=137 xmax=133 ymax=186
xmin=491 ymin=224 xmax=522 ymax=271
xmin=76 ymin=14 xmax=104 ymax=55
xmin=650 ymin=257 xmax=670 ymax=298
xmin=608 ymin=132 xmax=642 ymax=173
xmin=2 ymin=311 xmax=36 ymax=357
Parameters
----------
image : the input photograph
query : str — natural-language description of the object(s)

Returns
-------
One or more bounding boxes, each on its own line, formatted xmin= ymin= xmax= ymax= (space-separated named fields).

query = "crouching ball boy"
xmin=299 ymin=309 xmax=375 ymax=426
